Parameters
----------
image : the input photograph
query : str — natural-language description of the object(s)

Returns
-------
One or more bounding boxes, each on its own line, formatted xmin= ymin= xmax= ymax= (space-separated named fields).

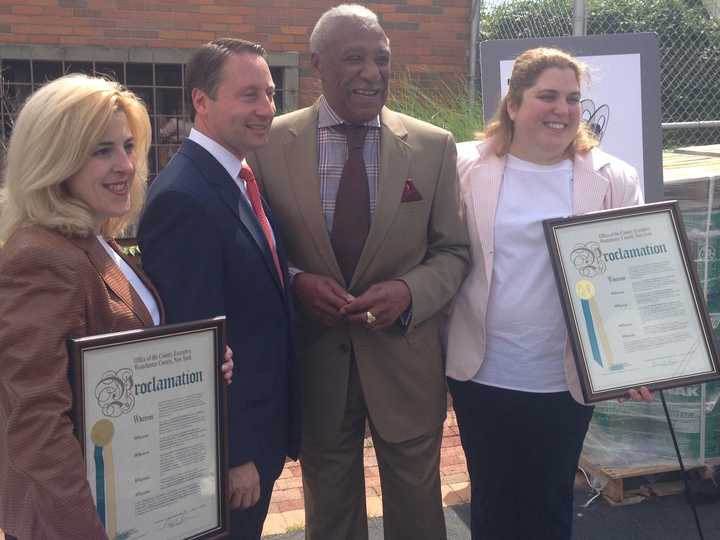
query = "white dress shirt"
xmin=188 ymin=128 xmax=250 ymax=200
xmin=188 ymin=128 xmax=276 ymax=243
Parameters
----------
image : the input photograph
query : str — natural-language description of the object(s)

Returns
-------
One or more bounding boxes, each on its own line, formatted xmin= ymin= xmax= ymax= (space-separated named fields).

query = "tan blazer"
xmin=445 ymin=139 xmax=644 ymax=403
xmin=249 ymin=103 xmax=470 ymax=443
xmin=0 ymin=225 xmax=164 ymax=540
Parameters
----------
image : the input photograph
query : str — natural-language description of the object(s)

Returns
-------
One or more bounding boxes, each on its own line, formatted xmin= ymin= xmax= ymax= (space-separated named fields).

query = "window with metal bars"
xmin=0 ymin=58 xmax=286 ymax=179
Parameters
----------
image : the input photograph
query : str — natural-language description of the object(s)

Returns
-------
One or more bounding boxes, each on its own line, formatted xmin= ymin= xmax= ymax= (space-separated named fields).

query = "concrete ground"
xmin=265 ymin=488 xmax=720 ymax=539
xmin=261 ymin=407 xmax=720 ymax=539
xmin=261 ymin=409 xmax=469 ymax=536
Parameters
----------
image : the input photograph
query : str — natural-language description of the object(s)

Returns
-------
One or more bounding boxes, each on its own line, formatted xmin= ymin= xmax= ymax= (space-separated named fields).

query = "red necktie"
xmin=239 ymin=164 xmax=284 ymax=286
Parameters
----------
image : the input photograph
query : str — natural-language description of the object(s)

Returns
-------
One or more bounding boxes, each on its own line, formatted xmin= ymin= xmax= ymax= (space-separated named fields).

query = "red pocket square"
xmin=401 ymin=179 xmax=423 ymax=202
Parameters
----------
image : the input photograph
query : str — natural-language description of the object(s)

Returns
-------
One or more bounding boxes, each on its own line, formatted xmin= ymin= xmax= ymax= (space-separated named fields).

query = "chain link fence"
xmin=478 ymin=0 xmax=720 ymax=149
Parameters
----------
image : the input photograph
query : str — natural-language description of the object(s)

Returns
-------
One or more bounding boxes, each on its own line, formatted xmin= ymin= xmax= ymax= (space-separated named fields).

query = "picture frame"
xmin=544 ymin=202 xmax=720 ymax=402
xmin=69 ymin=317 xmax=229 ymax=540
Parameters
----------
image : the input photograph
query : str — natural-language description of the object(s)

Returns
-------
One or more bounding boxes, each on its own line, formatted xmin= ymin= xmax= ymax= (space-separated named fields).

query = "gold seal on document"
xmin=575 ymin=280 xmax=596 ymax=300
xmin=91 ymin=419 xmax=115 ymax=447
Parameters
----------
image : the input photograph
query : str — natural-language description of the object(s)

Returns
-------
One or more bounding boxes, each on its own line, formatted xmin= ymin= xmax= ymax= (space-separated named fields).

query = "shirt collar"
xmin=317 ymin=95 xmax=381 ymax=129
xmin=188 ymin=128 xmax=246 ymax=180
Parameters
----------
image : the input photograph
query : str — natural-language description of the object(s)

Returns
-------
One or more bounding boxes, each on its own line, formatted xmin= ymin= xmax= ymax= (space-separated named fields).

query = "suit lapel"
xmin=351 ymin=108 xmax=410 ymax=287
xmin=71 ymin=235 xmax=155 ymax=326
xmin=572 ymin=150 xmax=610 ymax=214
xmin=284 ymin=105 xmax=344 ymax=282
xmin=466 ymin=143 xmax=611 ymax=280
xmin=110 ymin=240 xmax=166 ymax=323
xmin=180 ymin=140 xmax=285 ymax=293
xmin=264 ymin=202 xmax=291 ymax=298
xmin=468 ymin=147 xmax=505 ymax=282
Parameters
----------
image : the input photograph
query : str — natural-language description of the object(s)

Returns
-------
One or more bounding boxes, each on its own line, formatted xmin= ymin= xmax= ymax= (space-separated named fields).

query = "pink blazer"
xmin=445 ymin=138 xmax=643 ymax=403
xmin=0 ymin=225 xmax=164 ymax=539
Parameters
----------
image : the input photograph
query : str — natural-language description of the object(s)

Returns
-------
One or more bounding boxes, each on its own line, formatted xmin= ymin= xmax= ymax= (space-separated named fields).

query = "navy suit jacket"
xmin=138 ymin=139 xmax=300 ymax=481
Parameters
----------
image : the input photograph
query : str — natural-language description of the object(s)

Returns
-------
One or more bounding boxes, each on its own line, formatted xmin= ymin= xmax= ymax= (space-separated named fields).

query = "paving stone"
xmin=281 ymin=509 xmax=305 ymax=531
xmin=366 ymin=496 xmax=384 ymax=518
xmin=270 ymin=488 xmax=303 ymax=502
xmin=264 ymin=411 xmax=468 ymax=535
xmin=276 ymin=499 xmax=305 ymax=512
xmin=261 ymin=513 xmax=287 ymax=536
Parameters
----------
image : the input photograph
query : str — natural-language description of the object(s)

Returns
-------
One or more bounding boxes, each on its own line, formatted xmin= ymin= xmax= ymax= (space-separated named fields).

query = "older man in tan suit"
xmin=249 ymin=4 xmax=469 ymax=539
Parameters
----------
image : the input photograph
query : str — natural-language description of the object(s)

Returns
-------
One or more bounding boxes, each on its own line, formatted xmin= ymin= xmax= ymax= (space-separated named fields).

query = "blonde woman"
xmin=445 ymin=48 xmax=651 ymax=540
xmin=0 ymin=75 xmax=232 ymax=539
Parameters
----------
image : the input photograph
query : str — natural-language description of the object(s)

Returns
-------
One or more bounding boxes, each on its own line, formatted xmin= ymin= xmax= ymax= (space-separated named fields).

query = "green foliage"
xmin=588 ymin=0 xmax=711 ymax=34
xmin=587 ymin=0 xmax=720 ymax=147
xmin=121 ymin=244 xmax=141 ymax=257
xmin=387 ymin=73 xmax=484 ymax=143
xmin=479 ymin=0 xmax=573 ymax=41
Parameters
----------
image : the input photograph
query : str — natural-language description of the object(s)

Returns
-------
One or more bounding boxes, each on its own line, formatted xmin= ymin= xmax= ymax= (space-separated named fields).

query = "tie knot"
xmin=334 ymin=124 xmax=369 ymax=150
xmin=239 ymin=164 xmax=256 ymax=184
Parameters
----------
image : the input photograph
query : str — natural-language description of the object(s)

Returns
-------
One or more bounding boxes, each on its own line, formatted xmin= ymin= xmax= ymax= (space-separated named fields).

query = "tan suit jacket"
xmin=249 ymin=103 xmax=470 ymax=443
xmin=0 ymin=225 xmax=164 ymax=540
xmin=445 ymin=139 xmax=643 ymax=403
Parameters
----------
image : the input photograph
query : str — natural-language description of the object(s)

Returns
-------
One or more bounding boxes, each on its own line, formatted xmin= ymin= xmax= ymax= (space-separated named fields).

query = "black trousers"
xmin=228 ymin=474 xmax=276 ymax=540
xmin=448 ymin=378 xmax=594 ymax=540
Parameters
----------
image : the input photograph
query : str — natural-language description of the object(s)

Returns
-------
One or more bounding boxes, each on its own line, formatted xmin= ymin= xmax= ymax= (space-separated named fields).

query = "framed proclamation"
xmin=544 ymin=202 xmax=720 ymax=403
xmin=69 ymin=317 xmax=229 ymax=540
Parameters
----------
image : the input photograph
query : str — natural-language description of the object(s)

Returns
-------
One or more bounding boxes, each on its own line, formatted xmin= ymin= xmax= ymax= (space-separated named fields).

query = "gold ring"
xmin=365 ymin=311 xmax=377 ymax=325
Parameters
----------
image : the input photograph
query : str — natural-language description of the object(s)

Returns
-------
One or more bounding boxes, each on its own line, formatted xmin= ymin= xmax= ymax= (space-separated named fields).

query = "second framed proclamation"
xmin=69 ymin=317 xmax=229 ymax=540
xmin=544 ymin=202 xmax=720 ymax=402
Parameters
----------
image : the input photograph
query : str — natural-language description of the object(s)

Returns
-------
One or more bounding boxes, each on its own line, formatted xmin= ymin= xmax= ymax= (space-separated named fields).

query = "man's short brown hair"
xmin=186 ymin=38 xmax=266 ymax=120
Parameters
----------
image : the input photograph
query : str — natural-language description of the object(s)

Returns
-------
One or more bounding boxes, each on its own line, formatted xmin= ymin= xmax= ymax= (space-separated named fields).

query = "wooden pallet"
xmin=662 ymin=150 xmax=720 ymax=184
xmin=579 ymin=457 xmax=706 ymax=505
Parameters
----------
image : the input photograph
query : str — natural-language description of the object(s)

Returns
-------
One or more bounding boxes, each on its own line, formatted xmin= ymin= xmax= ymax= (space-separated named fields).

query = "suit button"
xmin=339 ymin=343 xmax=350 ymax=353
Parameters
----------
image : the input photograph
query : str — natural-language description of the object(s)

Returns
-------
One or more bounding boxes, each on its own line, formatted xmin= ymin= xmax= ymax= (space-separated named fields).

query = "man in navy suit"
xmin=138 ymin=38 xmax=300 ymax=540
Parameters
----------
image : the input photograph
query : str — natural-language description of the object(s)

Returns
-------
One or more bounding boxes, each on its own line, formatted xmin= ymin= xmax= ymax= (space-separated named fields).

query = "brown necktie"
xmin=240 ymin=164 xmax=284 ymax=286
xmin=331 ymin=124 xmax=370 ymax=284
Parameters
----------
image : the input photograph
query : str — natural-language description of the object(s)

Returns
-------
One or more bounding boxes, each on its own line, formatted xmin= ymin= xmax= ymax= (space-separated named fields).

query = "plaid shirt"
xmin=317 ymin=95 xmax=381 ymax=233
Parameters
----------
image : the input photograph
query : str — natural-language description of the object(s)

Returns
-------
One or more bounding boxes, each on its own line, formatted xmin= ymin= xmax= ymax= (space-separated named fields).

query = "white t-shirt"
xmin=97 ymin=236 xmax=161 ymax=326
xmin=472 ymin=154 xmax=573 ymax=392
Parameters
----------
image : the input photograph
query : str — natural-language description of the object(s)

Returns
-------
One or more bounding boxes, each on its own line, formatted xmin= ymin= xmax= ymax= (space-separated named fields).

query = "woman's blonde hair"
xmin=0 ymin=74 xmax=151 ymax=243
xmin=478 ymin=47 xmax=598 ymax=157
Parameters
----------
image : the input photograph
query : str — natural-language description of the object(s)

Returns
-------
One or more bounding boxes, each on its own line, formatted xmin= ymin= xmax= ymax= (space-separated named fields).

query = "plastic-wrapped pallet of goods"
xmin=583 ymin=383 xmax=720 ymax=468
xmin=580 ymin=149 xmax=720 ymax=502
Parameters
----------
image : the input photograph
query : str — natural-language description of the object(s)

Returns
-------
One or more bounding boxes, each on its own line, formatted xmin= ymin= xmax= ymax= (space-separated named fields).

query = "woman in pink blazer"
xmin=445 ymin=48 xmax=651 ymax=540
xmin=0 ymin=76 xmax=231 ymax=540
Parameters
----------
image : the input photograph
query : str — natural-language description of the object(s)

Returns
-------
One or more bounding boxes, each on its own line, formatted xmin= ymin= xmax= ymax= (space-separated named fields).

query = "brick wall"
xmin=0 ymin=0 xmax=472 ymax=107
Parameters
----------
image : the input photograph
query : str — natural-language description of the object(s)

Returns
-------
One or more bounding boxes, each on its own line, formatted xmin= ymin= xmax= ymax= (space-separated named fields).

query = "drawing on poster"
xmin=581 ymin=99 xmax=610 ymax=141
